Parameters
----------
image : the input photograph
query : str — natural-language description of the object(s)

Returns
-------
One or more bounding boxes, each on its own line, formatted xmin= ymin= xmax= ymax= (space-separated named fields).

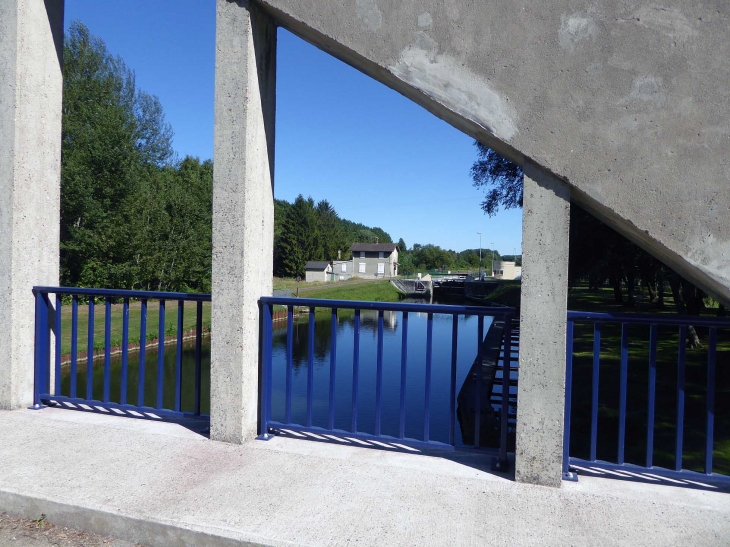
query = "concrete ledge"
xmin=0 ymin=490 xmax=264 ymax=547
xmin=0 ymin=409 xmax=728 ymax=546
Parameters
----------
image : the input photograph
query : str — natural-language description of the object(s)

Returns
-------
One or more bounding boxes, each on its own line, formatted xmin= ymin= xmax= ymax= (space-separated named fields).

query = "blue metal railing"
xmin=259 ymin=297 xmax=516 ymax=466
xmin=33 ymin=287 xmax=210 ymax=418
xmin=564 ymin=310 xmax=730 ymax=484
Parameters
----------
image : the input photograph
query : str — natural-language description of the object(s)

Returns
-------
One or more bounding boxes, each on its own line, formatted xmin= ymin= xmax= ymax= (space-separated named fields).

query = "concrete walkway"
xmin=0 ymin=409 xmax=728 ymax=546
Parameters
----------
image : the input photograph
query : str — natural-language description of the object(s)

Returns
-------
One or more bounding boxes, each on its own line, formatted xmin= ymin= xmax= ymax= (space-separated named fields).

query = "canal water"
xmin=60 ymin=298 xmax=492 ymax=446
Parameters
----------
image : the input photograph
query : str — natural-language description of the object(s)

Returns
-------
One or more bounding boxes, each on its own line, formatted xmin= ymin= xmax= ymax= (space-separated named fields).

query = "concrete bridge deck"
xmin=1 ymin=409 xmax=727 ymax=546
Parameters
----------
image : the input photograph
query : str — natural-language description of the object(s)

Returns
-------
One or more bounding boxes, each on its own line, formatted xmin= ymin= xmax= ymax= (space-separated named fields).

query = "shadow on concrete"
xmin=39 ymin=399 xmax=211 ymax=438
xmin=570 ymin=463 xmax=730 ymax=493
xmin=272 ymin=428 xmax=515 ymax=480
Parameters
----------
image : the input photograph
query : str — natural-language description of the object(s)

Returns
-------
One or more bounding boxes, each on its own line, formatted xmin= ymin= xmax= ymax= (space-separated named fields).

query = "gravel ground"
xmin=0 ymin=513 xmax=145 ymax=547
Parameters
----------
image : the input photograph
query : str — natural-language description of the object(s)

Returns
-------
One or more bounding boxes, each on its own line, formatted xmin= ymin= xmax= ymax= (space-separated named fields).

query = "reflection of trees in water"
xmin=275 ymin=310 xmax=399 ymax=371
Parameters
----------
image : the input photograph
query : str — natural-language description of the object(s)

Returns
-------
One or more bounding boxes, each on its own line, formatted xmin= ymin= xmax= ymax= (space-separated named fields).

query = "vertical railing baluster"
xmin=33 ymin=292 xmax=44 ymax=406
xmin=474 ymin=315 xmax=484 ymax=447
xmin=646 ymin=324 xmax=658 ymax=469
xmin=705 ymin=327 xmax=717 ymax=475
xmin=260 ymin=303 xmax=273 ymax=436
xmin=194 ymin=301 xmax=202 ymax=415
xmin=71 ymin=296 xmax=78 ymax=399
xmin=423 ymin=312 xmax=433 ymax=442
xmin=399 ymin=311 xmax=409 ymax=439
xmin=563 ymin=318 xmax=575 ymax=478
xmin=617 ymin=323 xmax=629 ymax=465
xmin=328 ymin=308 xmax=337 ymax=430
xmin=120 ymin=299 xmax=129 ymax=405
xmin=86 ymin=298 xmax=95 ymax=401
xmin=449 ymin=314 xmax=458 ymax=446
xmin=103 ymin=298 xmax=111 ymax=402
xmin=306 ymin=307 xmax=314 ymax=427
xmin=138 ymin=299 xmax=147 ymax=407
xmin=590 ymin=322 xmax=601 ymax=462
xmin=175 ymin=300 xmax=184 ymax=412
xmin=156 ymin=300 xmax=166 ymax=409
xmin=676 ymin=325 xmax=687 ymax=472
xmin=55 ymin=295 xmax=62 ymax=396
xmin=500 ymin=314 xmax=512 ymax=468
xmin=375 ymin=310 xmax=384 ymax=437
xmin=351 ymin=309 xmax=360 ymax=433
xmin=285 ymin=305 xmax=294 ymax=424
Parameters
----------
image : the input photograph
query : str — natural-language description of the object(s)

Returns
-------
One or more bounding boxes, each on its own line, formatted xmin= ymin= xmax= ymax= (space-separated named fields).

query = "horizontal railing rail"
xmin=259 ymin=296 xmax=516 ymax=467
xmin=33 ymin=286 xmax=210 ymax=419
xmin=564 ymin=310 xmax=730 ymax=485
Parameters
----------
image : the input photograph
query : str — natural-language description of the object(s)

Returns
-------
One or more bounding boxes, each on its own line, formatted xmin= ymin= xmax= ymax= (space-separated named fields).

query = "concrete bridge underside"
xmin=2 ymin=0 xmax=728 ymax=490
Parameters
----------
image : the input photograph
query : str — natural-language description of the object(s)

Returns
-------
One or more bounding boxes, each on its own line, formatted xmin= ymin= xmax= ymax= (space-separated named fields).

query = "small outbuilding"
xmin=304 ymin=261 xmax=332 ymax=283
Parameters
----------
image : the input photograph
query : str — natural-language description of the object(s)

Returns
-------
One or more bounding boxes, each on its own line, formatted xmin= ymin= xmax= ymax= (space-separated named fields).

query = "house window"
xmin=360 ymin=251 xmax=365 ymax=259
xmin=377 ymin=262 xmax=385 ymax=275
xmin=359 ymin=263 xmax=366 ymax=274
xmin=341 ymin=263 xmax=347 ymax=272
xmin=378 ymin=252 xmax=384 ymax=259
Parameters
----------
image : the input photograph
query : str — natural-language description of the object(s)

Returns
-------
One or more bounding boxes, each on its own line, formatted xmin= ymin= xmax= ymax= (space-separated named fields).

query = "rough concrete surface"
xmin=0 ymin=0 xmax=63 ymax=410
xmin=211 ymin=0 xmax=277 ymax=444
xmin=251 ymin=0 xmax=730 ymax=305
xmin=0 ymin=409 xmax=728 ymax=547
xmin=515 ymin=165 xmax=571 ymax=487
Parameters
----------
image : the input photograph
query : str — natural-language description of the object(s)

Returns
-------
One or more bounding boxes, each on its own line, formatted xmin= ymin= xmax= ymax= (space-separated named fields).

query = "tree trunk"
xmin=669 ymin=276 xmax=702 ymax=348
xmin=625 ymin=272 xmax=636 ymax=307
xmin=657 ymin=272 xmax=665 ymax=308
xmin=611 ymin=272 xmax=623 ymax=304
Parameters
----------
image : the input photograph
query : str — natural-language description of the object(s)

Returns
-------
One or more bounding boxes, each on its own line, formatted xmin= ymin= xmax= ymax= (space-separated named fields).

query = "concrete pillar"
xmin=211 ymin=0 xmax=276 ymax=443
xmin=0 ymin=0 xmax=63 ymax=410
xmin=514 ymin=163 xmax=571 ymax=487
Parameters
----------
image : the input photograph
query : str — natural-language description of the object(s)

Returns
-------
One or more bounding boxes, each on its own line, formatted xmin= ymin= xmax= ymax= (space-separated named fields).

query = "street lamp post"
xmin=477 ymin=232 xmax=482 ymax=279
xmin=491 ymin=242 xmax=495 ymax=277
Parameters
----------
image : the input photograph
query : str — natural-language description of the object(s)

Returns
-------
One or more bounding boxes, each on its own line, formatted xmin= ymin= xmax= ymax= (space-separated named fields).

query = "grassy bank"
xmin=295 ymin=280 xmax=403 ymax=302
xmin=57 ymin=301 xmax=211 ymax=356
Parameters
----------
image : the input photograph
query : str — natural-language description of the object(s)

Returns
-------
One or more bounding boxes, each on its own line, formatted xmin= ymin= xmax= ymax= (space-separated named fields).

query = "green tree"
xmin=60 ymin=22 xmax=173 ymax=288
xmin=277 ymin=195 xmax=321 ymax=277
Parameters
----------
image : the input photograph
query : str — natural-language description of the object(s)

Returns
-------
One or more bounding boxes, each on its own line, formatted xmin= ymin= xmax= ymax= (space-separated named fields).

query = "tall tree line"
xmin=61 ymin=22 xmax=212 ymax=292
xmin=274 ymin=195 xmax=392 ymax=277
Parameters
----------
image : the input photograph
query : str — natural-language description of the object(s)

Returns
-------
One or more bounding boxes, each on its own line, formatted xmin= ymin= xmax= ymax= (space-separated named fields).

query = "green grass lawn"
xmin=566 ymin=285 xmax=730 ymax=475
xmin=58 ymin=300 xmax=211 ymax=356
xmin=294 ymin=279 xmax=403 ymax=302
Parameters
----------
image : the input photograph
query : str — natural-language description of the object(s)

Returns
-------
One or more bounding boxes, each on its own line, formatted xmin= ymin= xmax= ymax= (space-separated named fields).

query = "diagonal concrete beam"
xmin=251 ymin=0 xmax=730 ymax=306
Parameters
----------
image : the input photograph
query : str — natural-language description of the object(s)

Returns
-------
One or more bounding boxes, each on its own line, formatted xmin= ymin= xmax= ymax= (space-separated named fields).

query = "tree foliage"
xmin=470 ymin=142 xmax=523 ymax=216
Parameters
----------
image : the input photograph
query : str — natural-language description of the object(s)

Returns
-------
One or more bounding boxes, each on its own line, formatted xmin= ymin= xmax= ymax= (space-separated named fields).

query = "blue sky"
xmin=64 ymin=0 xmax=523 ymax=256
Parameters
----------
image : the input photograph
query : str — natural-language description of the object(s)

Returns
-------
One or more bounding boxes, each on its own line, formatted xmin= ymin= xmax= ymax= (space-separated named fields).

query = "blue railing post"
xmin=138 ymin=299 xmax=147 ymax=407
xmin=328 ymin=307 xmax=338 ymax=430
xmin=307 ymin=306 xmax=315 ymax=428
xmin=54 ymin=295 xmax=62 ymax=397
xmin=285 ymin=305 xmax=294 ymax=424
xmin=590 ymin=322 xmax=601 ymax=462
xmin=32 ymin=291 xmax=47 ymax=407
xmin=259 ymin=303 xmax=273 ymax=438
xmin=175 ymin=300 xmax=184 ymax=412
xmin=676 ymin=325 xmax=687 ymax=472
xmin=86 ymin=298 xmax=95 ymax=401
xmin=351 ymin=308 xmax=360 ymax=433
xmin=103 ymin=298 xmax=112 ymax=403
xmin=563 ymin=318 xmax=575 ymax=480
xmin=474 ymin=315 xmax=484 ymax=448
xmin=423 ymin=312 xmax=433 ymax=442
xmin=194 ymin=301 xmax=202 ymax=416
xmin=617 ymin=323 xmax=629 ymax=465
xmin=706 ymin=327 xmax=717 ymax=475
xmin=121 ymin=298 xmax=130 ymax=405
xmin=156 ymin=300 xmax=166 ymax=409
xmin=399 ymin=311 xmax=408 ymax=439
xmin=449 ymin=314 xmax=458 ymax=446
xmin=70 ymin=295 xmax=78 ymax=399
xmin=646 ymin=324 xmax=658 ymax=469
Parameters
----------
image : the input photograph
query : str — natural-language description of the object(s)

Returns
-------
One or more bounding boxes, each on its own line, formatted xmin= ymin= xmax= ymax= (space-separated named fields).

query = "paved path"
xmin=0 ymin=409 xmax=728 ymax=546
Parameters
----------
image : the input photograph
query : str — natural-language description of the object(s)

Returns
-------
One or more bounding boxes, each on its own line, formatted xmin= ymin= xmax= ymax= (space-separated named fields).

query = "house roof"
xmin=304 ymin=261 xmax=331 ymax=271
xmin=350 ymin=243 xmax=398 ymax=253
